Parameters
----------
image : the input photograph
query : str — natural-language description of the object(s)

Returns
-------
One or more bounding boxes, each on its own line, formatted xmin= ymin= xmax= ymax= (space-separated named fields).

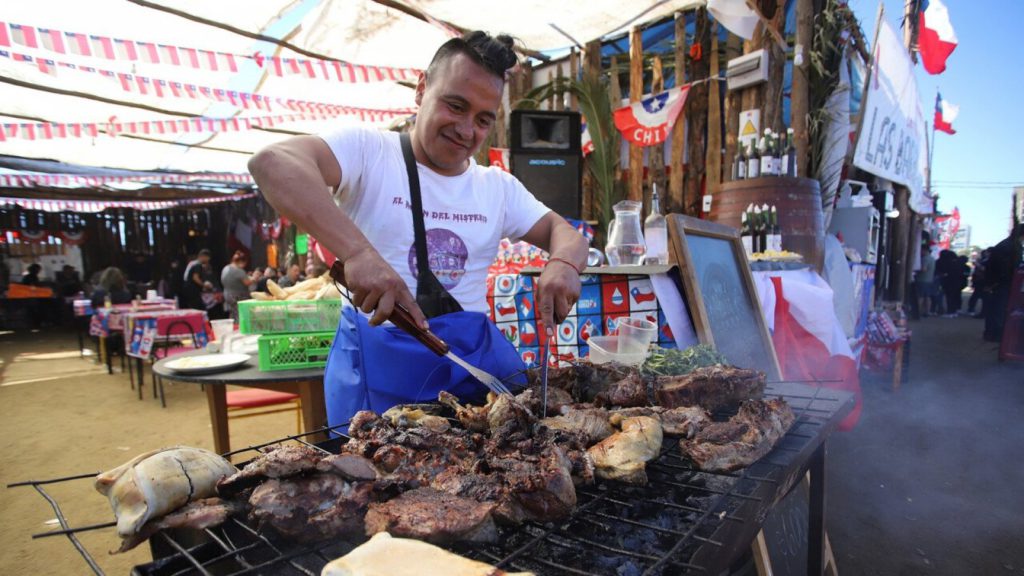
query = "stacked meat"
xmin=104 ymin=361 xmax=795 ymax=551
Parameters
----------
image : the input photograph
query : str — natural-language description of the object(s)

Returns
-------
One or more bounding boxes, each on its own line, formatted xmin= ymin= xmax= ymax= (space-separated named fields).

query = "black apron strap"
xmin=399 ymin=133 xmax=463 ymax=319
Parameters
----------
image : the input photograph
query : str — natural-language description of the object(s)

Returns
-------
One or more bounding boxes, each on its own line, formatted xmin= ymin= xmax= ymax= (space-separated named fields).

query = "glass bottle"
xmin=644 ymin=185 xmax=668 ymax=265
xmin=747 ymin=141 xmax=760 ymax=179
xmin=785 ymin=128 xmax=797 ymax=177
xmin=736 ymin=142 xmax=747 ymax=180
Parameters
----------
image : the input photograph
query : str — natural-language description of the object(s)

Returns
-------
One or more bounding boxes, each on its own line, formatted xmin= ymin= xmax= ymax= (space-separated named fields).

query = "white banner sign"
xmin=853 ymin=20 xmax=930 ymax=213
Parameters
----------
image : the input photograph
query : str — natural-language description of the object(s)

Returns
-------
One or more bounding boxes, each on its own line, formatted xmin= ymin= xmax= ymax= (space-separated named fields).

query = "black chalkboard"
xmin=761 ymin=481 xmax=810 ymax=576
xmin=668 ymin=215 xmax=781 ymax=380
xmin=685 ymin=234 xmax=776 ymax=374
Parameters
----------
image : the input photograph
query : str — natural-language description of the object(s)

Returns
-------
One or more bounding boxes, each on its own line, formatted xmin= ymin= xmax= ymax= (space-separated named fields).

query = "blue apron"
xmin=324 ymin=307 xmax=527 ymax=429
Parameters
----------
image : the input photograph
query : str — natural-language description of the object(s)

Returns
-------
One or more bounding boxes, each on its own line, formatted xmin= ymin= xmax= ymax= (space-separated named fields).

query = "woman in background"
xmin=221 ymin=251 xmax=260 ymax=321
xmin=90 ymin=267 xmax=133 ymax=309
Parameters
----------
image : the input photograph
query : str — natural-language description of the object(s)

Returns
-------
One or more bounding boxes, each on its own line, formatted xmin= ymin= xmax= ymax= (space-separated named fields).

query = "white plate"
xmin=165 ymin=353 xmax=251 ymax=375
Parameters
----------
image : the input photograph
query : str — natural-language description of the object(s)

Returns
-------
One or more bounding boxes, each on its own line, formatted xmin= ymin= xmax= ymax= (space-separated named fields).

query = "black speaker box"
xmin=509 ymin=110 xmax=582 ymax=219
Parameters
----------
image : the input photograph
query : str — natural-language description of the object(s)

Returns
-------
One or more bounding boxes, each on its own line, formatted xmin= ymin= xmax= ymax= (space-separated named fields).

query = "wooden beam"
xmin=669 ymin=13 xmax=687 ymax=215
xmin=610 ymin=56 xmax=623 ymax=188
xmin=724 ymin=33 xmax=742 ymax=182
xmin=569 ymin=48 xmax=579 ymax=110
xmin=582 ymin=39 xmax=603 ymax=222
xmin=705 ymin=23 xmax=722 ymax=196
xmin=792 ymin=0 xmax=812 ymax=177
xmin=762 ymin=0 xmax=787 ymax=133
xmin=629 ymin=26 xmax=644 ymax=202
xmin=649 ymin=55 xmax=666 ymax=218
xmin=554 ymin=65 xmax=565 ymax=111
xmin=685 ymin=8 xmax=710 ymax=215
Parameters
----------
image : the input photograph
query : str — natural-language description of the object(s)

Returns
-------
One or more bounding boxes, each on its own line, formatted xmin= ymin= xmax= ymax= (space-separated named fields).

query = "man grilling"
xmin=248 ymin=31 xmax=588 ymax=426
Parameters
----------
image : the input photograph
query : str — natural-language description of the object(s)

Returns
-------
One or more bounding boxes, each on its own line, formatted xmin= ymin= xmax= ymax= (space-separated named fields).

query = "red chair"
xmin=225 ymin=389 xmax=302 ymax=434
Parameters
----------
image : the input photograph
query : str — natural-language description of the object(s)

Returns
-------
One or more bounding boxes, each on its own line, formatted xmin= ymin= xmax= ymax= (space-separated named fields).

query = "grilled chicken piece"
xmin=249 ymin=474 xmax=372 ymax=542
xmin=218 ymin=444 xmax=323 ymax=496
xmin=381 ymin=404 xmax=450 ymax=433
xmin=364 ymin=487 xmax=498 ymax=544
xmin=611 ymin=405 xmax=711 ymax=438
xmin=322 ymin=532 xmax=536 ymax=576
xmin=541 ymin=406 xmax=614 ymax=445
xmin=438 ymin=391 xmax=493 ymax=433
xmin=587 ymin=416 xmax=663 ymax=485
xmin=595 ymin=372 xmax=648 ymax=408
xmin=655 ymin=366 xmax=765 ymax=413
xmin=516 ymin=385 xmax=575 ymax=416
xmin=115 ymin=497 xmax=245 ymax=553
xmin=680 ymin=398 xmax=795 ymax=472
xmin=487 ymin=393 xmax=537 ymax=443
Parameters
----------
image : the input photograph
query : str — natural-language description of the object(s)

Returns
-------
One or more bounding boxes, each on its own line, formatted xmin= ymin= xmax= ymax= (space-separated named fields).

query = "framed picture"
xmin=668 ymin=214 xmax=781 ymax=381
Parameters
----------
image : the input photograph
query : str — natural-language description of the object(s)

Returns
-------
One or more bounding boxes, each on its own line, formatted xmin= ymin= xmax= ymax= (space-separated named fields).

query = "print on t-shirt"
xmin=407 ymin=228 xmax=468 ymax=290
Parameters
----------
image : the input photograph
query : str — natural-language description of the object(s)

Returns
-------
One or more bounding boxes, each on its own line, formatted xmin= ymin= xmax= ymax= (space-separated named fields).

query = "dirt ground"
xmin=0 ymin=328 xmax=301 ymax=575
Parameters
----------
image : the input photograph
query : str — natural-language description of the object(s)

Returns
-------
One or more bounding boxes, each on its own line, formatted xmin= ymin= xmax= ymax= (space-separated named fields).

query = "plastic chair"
xmin=225 ymin=389 xmax=303 ymax=434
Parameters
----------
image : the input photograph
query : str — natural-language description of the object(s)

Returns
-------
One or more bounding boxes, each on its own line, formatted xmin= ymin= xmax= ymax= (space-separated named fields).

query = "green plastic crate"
xmin=257 ymin=332 xmax=335 ymax=371
xmin=238 ymin=299 xmax=342 ymax=335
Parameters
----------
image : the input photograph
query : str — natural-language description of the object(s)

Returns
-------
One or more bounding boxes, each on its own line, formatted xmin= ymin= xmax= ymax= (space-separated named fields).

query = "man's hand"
xmin=536 ymin=259 xmax=581 ymax=338
xmin=342 ymin=247 xmax=429 ymax=330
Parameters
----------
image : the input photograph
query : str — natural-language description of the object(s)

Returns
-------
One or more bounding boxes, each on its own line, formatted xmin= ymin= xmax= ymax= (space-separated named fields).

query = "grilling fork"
xmin=329 ymin=261 xmax=511 ymax=396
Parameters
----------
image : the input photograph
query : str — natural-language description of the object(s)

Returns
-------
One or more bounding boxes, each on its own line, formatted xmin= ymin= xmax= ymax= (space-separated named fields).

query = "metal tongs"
xmin=329 ymin=260 xmax=512 ymax=396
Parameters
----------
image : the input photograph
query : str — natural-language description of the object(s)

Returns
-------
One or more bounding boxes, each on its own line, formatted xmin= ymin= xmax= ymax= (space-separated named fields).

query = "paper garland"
xmin=0 ymin=193 xmax=256 ymax=213
xmin=0 ymin=172 xmax=254 ymax=188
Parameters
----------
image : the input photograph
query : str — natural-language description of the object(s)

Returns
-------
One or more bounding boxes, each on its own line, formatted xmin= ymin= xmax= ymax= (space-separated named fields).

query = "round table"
xmin=153 ymin=351 xmax=327 ymax=454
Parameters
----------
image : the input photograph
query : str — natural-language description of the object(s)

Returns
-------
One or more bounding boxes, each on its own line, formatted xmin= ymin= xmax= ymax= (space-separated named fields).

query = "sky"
xmin=848 ymin=0 xmax=1023 ymax=249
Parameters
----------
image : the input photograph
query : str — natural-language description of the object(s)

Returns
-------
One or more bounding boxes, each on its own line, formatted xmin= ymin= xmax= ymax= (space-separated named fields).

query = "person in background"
xmin=221 ymin=251 xmax=261 ymax=321
xmin=181 ymin=249 xmax=215 ymax=311
xmin=914 ymin=244 xmax=935 ymax=318
xmin=255 ymin=266 xmax=278 ymax=292
xmin=984 ymin=223 xmax=1024 ymax=342
xmin=55 ymin=264 xmax=83 ymax=297
xmin=160 ymin=259 xmax=184 ymax=301
xmin=967 ymin=249 xmax=989 ymax=318
xmin=21 ymin=263 xmax=42 ymax=285
xmin=277 ymin=264 xmax=302 ymax=289
xmin=90 ymin=267 xmax=133 ymax=309
xmin=935 ymin=249 xmax=961 ymax=318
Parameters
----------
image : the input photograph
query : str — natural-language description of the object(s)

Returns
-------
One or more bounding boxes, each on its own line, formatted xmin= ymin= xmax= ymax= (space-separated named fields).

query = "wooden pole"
xmin=554 ymin=64 xmax=565 ymax=111
xmin=569 ymin=48 xmax=579 ymax=110
xmin=669 ymin=12 xmax=687 ymax=215
xmin=685 ymin=8 xmax=710 ymax=215
xmin=762 ymin=0 xmax=787 ymax=133
xmin=705 ymin=23 xmax=722 ymax=196
xmin=582 ymin=39 xmax=603 ymax=223
xmin=649 ymin=55 xmax=666 ymax=217
xmin=629 ymin=26 xmax=644 ymax=202
xmin=792 ymin=0 xmax=812 ymax=177
xmin=724 ymin=32 xmax=742 ymax=182
xmin=609 ymin=56 xmax=624 ymax=187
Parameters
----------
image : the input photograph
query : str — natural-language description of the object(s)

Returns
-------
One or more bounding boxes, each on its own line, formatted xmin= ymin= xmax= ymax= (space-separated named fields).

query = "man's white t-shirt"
xmin=319 ymin=127 xmax=550 ymax=313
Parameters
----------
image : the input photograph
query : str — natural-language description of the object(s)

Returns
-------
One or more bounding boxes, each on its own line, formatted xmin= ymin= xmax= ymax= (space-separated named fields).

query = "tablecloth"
xmin=123 ymin=309 xmax=210 ymax=359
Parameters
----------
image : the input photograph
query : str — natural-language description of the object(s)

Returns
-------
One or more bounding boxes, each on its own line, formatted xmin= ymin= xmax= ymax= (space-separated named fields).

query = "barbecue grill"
xmin=11 ymin=381 xmax=852 ymax=576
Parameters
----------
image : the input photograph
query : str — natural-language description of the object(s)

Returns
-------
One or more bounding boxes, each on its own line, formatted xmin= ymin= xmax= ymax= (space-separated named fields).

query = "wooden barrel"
xmin=709 ymin=176 xmax=825 ymax=272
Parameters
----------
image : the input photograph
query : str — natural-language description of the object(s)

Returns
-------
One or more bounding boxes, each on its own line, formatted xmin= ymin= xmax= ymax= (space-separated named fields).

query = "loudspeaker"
xmin=510 ymin=110 xmax=582 ymax=219
xmin=511 ymin=153 xmax=582 ymax=219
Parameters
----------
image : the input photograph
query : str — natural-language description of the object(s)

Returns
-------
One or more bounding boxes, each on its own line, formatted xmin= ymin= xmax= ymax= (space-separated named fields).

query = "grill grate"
xmin=9 ymin=381 xmax=852 ymax=576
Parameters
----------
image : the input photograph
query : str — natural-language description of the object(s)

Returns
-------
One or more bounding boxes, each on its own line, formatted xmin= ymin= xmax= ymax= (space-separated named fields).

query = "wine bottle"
xmin=785 ymin=128 xmax=797 ymax=177
xmin=752 ymin=205 xmax=763 ymax=254
xmin=759 ymin=131 xmax=772 ymax=177
xmin=736 ymin=143 xmax=747 ymax=180
xmin=644 ymin=184 xmax=668 ymax=265
xmin=769 ymin=205 xmax=782 ymax=251
xmin=759 ymin=203 xmax=770 ymax=254
xmin=740 ymin=211 xmax=753 ymax=257
xmin=747 ymin=140 xmax=760 ymax=179
xmin=771 ymin=134 xmax=782 ymax=176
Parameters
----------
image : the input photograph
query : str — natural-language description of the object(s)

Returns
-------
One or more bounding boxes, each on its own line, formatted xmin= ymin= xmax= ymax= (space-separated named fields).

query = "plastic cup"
xmin=616 ymin=317 xmax=657 ymax=356
xmin=587 ymin=335 xmax=646 ymax=366
xmin=210 ymin=319 xmax=235 ymax=342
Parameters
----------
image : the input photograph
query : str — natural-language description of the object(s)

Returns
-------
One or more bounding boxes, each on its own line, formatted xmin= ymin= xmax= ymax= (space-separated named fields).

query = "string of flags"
xmin=0 ymin=49 xmax=418 ymax=118
xmin=0 ymin=107 xmax=415 ymax=142
xmin=0 ymin=172 xmax=254 ymax=188
xmin=0 ymin=193 xmax=256 ymax=213
xmin=0 ymin=21 xmax=422 ymax=83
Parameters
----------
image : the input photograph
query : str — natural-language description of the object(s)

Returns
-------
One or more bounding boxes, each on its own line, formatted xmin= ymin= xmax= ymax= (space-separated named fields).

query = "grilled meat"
xmin=516 ymin=385 xmax=575 ymax=416
xmin=249 ymin=474 xmax=372 ymax=542
xmin=115 ymin=497 xmax=244 ymax=553
xmin=595 ymin=372 xmax=648 ymax=408
xmin=485 ymin=442 xmax=577 ymax=524
xmin=587 ymin=416 xmax=663 ymax=485
xmin=364 ymin=487 xmax=498 ymax=544
xmin=438 ymin=391 xmax=492 ymax=432
xmin=381 ymin=404 xmax=451 ymax=433
xmin=611 ymin=405 xmax=711 ymax=438
xmin=540 ymin=405 xmax=614 ymax=445
xmin=316 ymin=454 xmax=379 ymax=481
xmin=218 ymin=444 xmax=323 ymax=496
xmin=680 ymin=398 xmax=795 ymax=472
xmin=655 ymin=366 xmax=766 ymax=413
xmin=487 ymin=393 xmax=537 ymax=444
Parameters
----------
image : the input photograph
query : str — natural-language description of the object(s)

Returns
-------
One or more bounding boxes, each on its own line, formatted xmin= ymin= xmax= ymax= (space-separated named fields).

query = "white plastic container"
xmin=587 ymin=335 xmax=647 ymax=366
xmin=616 ymin=317 xmax=657 ymax=355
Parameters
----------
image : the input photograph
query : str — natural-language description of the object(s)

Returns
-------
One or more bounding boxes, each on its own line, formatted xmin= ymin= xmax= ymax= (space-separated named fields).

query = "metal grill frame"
xmin=9 ymin=381 xmax=852 ymax=576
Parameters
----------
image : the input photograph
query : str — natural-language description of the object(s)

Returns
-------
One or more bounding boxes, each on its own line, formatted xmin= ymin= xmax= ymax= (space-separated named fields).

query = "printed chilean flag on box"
xmin=613 ymin=85 xmax=689 ymax=147
xmin=918 ymin=0 xmax=958 ymax=74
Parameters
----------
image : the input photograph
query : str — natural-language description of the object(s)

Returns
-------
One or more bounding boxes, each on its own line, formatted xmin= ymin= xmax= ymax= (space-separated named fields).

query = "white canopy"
xmin=0 ymin=0 xmax=701 ymax=175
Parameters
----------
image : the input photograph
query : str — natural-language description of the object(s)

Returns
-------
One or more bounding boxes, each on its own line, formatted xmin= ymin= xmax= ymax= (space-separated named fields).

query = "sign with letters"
xmin=853 ymin=19 xmax=929 ymax=213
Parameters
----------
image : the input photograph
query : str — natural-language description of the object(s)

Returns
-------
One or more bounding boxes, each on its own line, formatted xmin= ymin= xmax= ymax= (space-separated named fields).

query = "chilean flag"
xmin=934 ymin=92 xmax=958 ymax=135
xmin=613 ymin=85 xmax=689 ymax=147
xmin=918 ymin=0 xmax=958 ymax=75
xmin=581 ymin=118 xmax=594 ymax=156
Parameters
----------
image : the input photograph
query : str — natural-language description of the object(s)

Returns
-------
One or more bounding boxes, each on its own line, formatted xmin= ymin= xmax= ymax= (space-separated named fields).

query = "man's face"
xmin=199 ymin=255 xmax=210 ymax=265
xmin=289 ymin=265 xmax=300 ymax=280
xmin=412 ymin=53 xmax=503 ymax=176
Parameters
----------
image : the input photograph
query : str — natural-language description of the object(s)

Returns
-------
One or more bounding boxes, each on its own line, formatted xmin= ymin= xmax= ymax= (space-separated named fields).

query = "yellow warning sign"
xmin=741 ymin=119 xmax=757 ymax=137
xmin=738 ymin=109 xmax=760 ymax=148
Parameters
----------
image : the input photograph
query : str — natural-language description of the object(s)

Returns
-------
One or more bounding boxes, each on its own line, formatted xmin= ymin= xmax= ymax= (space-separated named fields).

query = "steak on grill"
xmin=248 ymin=474 xmax=372 ymax=542
xmin=116 ymin=497 xmax=245 ymax=553
xmin=218 ymin=444 xmax=323 ymax=496
xmin=364 ymin=487 xmax=498 ymax=544
xmin=595 ymin=372 xmax=649 ymax=408
xmin=655 ymin=366 xmax=765 ymax=413
xmin=680 ymin=398 xmax=795 ymax=472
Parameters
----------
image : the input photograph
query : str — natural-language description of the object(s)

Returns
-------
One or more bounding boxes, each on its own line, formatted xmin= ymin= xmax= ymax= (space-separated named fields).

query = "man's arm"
xmin=520 ymin=212 xmax=589 ymax=336
xmin=248 ymin=136 xmax=427 ymax=329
